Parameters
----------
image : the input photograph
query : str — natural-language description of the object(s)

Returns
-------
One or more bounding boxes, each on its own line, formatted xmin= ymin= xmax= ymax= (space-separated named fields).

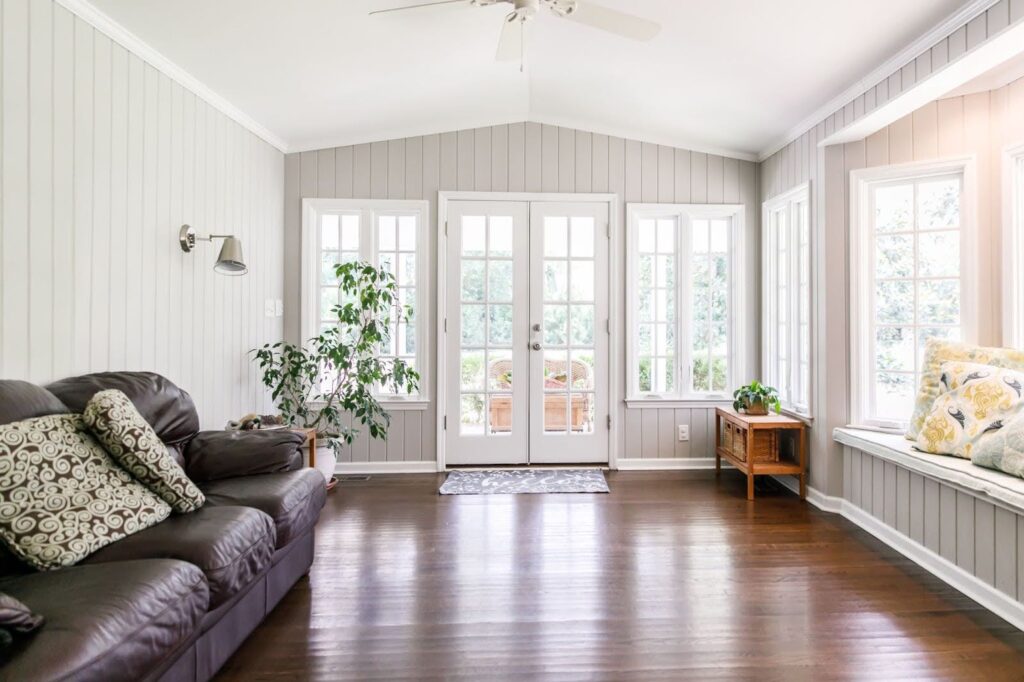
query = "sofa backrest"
xmin=45 ymin=372 xmax=200 ymax=452
xmin=0 ymin=380 xmax=69 ymax=426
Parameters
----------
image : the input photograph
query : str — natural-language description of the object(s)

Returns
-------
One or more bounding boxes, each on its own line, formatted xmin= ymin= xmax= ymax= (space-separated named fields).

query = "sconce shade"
xmin=214 ymin=237 xmax=247 ymax=275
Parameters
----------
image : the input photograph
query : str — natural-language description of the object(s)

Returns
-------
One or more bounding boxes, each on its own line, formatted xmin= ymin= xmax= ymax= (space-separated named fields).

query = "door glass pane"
xmin=544 ymin=305 xmax=568 ymax=346
xmin=570 ymin=350 xmax=595 ymax=389
xmin=570 ymin=261 xmax=594 ymax=301
xmin=543 ymin=261 xmax=568 ymax=301
xmin=460 ymin=394 xmax=485 ymax=435
xmin=488 ymin=305 xmax=513 ymax=345
xmin=488 ymin=261 xmax=513 ymax=301
xmin=489 ymin=216 xmax=514 ymax=257
xmin=488 ymin=394 xmax=512 ymax=434
xmin=462 ymin=216 xmax=486 ymax=256
xmin=571 ymin=393 xmax=595 ymax=433
xmin=341 ymin=215 xmax=360 ymax=250
xmin=571 ymin=217 xmax=594 ymax=257
xmin=461 ymin=350 xmax=485 ymax=391
xmin=544 ymin=394 xmax=568 ymax=434
xmin=461 ymin=305 xmax=486 ymax=346
xmin=461 ymin=261 xmax=485 ymax=301
xmin=378 ymin=215 xmax=396 ymax=251
xmin=544 ymin=217 xmax=568 ymax=257
xmin=570 ymin=305 xmax=595 ymax=346
xmin=488 ymin=350 xmax=513 ymax=390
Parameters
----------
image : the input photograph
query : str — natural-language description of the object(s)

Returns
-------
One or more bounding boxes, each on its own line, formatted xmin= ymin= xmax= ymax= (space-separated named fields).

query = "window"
xmin=763 ymin=183 xmax=811 ymax=415
xmin=626 ymin=204 xmax=746 ymax=401
xmin=302 ymin=198 xmax=429 ymax=405
xmin=1006 ymin=143 xmax=1024 ymax=349
xmin=850 ymin=161 xmax=974 ymax=430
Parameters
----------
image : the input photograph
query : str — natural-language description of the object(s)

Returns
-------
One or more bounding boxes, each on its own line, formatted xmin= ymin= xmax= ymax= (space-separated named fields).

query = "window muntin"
xmin=763 ymin=185 xmax=811 ymax=415
xmin=304 ymin=199 xmax=428 ymax=403
xmin=628 ymin=204 xmax=744 ymax=400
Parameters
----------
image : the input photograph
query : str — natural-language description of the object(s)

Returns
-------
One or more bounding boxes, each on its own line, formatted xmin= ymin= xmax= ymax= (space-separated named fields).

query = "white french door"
xmin=444 ymin=199 xmax=609 ymax=466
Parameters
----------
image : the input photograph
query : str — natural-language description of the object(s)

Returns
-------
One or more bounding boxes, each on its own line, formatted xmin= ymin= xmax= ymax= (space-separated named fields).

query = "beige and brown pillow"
xmin=0 ymin=414 xmax=171 ymax=570
xmin=83 ymin=389 xmax=204 ymax=514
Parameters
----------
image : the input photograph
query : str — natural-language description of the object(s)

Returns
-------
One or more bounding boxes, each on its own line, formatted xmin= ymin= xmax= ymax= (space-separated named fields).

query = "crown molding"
xmin=55 ymin=0 xmax=289 ymax=153
xmin=757 ymin=0 xmax=1000 ymax=161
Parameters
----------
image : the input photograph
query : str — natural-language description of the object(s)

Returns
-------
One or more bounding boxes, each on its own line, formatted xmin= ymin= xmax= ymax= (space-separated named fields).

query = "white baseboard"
xmin=770 ymin=475 xmax=1024 ymax=632
xmin=840 ymin=499 xmax=1024 ymax=632
xmin=615 ymin=458 xmax=730 ymax=470
xmin=334 ymin=461 xmax=437 ymax=475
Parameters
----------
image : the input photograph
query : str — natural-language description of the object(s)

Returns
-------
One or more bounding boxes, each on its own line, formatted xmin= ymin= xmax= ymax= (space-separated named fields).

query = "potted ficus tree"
xmin=253 ymin=261 xmax=419 ymax=485
xmin=732 ymin=380 xmax=781 ymax=416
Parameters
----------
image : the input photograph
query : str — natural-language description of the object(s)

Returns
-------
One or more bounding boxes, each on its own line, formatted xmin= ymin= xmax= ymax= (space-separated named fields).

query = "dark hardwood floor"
xmin=217 ymin=471 xmax=1024 ymax=680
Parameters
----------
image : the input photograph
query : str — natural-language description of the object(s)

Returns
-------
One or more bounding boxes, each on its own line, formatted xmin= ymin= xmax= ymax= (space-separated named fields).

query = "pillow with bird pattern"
xmin=914 ymin=361 xmax=1024 ymax=458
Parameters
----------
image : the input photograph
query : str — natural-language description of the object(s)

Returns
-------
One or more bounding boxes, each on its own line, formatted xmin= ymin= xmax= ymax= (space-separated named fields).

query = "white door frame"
xmin=436 ymin=191 xmax=621 ymax=471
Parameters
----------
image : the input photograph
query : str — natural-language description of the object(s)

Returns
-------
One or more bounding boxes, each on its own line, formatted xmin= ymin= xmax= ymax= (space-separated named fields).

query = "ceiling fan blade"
xmin=369 ymin=0 xmax=467 ymax=16
xmin=495 ymin=17 xmax=523 ymax=62
xmin=563 ymin=1 xmax=660 ymax=41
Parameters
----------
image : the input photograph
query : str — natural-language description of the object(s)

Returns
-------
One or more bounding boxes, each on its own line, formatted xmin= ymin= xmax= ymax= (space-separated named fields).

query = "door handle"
xmin=532 ymin=342 xmax=542 ymax=351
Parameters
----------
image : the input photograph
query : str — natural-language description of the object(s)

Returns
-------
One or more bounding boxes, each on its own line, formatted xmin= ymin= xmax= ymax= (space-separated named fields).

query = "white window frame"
xmin=1004 ymin=142 xmax=1024 ymax=349
xmin=849 ymin=157 xmax=977 ymax=431
xmin=762 ymin=182 xmax=812 ymax=417
xmin=301 ymin=198 xmax=430 ymax=409
xmin=625 ymin=203 xmax=747 ymax=405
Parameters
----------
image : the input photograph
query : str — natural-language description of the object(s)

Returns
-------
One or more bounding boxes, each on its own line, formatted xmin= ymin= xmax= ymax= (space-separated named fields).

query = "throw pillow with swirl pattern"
xmin=83 ymin=389 xmax=205 ymax=513
xmin=0 ymin=414 xmax=171 ymax=570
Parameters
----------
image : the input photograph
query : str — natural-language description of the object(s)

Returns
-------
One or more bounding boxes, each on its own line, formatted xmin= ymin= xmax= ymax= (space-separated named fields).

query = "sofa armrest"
xmin=184 ymin=430 xmax=305 ymax=482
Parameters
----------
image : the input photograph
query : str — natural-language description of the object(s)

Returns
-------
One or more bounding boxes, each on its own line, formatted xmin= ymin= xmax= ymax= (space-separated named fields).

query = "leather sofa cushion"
xmin=201 ymin=469 xmax=326 ymax=549
xmin=83 ymin=506 xmax=275 ymax=609
xmin=0 ymin=559 xmax=208 ymax=682
xmin=46 ymin=372 xmax=200 ymax=455
xmin=0 ymin=380 xmax=67 ymax=426
xmin=184 ymin=429 xmax=305 ymax=482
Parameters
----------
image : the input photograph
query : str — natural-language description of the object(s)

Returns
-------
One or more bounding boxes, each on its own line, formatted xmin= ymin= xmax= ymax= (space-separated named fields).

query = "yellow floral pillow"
xmin=906 ymin=340 xmax=1024 ymax=440
xmin=915 ymin=361 xmax=1024 ymax=458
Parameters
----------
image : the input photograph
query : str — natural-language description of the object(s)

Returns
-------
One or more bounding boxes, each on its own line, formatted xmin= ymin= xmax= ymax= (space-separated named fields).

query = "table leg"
xmin=309 ymin=431 xmax=316 ymax=469
xmin=714 ymin=413 xmax=721 ymax=475
xmin=746 ymin=434 xmax=755 ymax=501
xmin=798 ymin=426 xmax=807 ymax=501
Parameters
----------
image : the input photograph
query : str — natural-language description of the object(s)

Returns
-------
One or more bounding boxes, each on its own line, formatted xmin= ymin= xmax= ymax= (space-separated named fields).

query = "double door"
xmin=445 ymin=200 xmax=609 ymax=465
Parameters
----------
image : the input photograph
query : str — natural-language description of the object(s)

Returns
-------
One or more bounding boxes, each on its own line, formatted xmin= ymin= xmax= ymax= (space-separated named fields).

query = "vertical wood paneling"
xmin=491 ymin=125 xmax=508 ymax=192
xmin=558 ymin=126 xmax=574 ymax=192
xmin=473 ymin=128 xmax=490 ymax=191
xmin=850 ymin=449 xmax=862 ymax=507
xmin=0 ymin=0 xmax=284 ymax=428
xmin=975 ymin=500 xmax=995 ymax=586
xmin=924 ymin=478 xmax=940 ymax=552
xmin=640 ymin=142 xmax=657 ymax=202
xmin=575 ymin=130 xmax=591 ymax=193
xmin=508 ymin=123 xmax=525 ymax=192
xmin=940 ymin=485 xmax=958 ymax=563
xmin=909 ymin=472 xmax=925 ymax=543
xmin=388 ymin=140 xmax=405 ymax=199
xmin=956 ymin=491 xmax=976 ymax=572
xmin=995 ymin=507 xmax=1017 ymax=596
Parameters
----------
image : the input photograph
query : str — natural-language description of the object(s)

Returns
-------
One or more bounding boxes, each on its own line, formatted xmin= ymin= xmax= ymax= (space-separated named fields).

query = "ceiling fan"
xmin=369 ymin=0 xmax=661 ymax=69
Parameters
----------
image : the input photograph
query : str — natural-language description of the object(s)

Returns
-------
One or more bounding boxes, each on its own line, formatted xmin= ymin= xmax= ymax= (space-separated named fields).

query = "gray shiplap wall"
xmin=284 ymin=124 xmax=758 ymax=464
xmin=843 ymin=445 xmax=1024 ymax=603
xmin=0 ymin=0 xmax=285 ymax=429
xmin=765 ymin=82 xmax=1024 ymax=497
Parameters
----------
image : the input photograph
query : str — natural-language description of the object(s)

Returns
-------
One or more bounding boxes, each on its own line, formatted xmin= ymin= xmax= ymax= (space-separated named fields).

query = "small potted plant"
xmin=732 ymin=380 xmax=781 ymax=416
xmin=253 ymin=261 xmax=418 ymax=485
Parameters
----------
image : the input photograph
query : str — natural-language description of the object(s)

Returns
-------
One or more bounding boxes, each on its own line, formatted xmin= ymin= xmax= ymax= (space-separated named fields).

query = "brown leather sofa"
xmin=0 ymin=372 xmax=327 ymax=681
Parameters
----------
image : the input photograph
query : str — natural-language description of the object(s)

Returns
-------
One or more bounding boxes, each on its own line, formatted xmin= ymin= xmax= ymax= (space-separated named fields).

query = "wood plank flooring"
xmin=217 ymin=471 xmax=1024 ymax=680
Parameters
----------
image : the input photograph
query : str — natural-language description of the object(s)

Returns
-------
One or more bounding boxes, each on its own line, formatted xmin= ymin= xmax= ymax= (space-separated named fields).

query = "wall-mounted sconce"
xmin=179 ymin=225 xmax=247 ymax=276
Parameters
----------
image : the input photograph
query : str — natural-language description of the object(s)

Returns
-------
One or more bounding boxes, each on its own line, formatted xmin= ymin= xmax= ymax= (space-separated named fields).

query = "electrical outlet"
xmin=678 ymin=425 xmax=690 ymax=442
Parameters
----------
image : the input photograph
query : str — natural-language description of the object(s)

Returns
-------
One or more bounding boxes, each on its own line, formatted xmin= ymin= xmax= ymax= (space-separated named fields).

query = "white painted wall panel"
xmin=0 ymin=0 xmax=285 ymax=429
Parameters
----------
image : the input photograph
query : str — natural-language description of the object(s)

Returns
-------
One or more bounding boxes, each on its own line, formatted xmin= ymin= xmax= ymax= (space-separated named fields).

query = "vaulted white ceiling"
xmin=88 ymin=0 xmax=966 ymax=158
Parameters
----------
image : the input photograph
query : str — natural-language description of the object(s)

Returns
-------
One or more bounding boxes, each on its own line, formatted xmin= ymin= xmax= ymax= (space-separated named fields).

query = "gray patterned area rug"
xmin=439 ymin=469 xmax=609 ymax=495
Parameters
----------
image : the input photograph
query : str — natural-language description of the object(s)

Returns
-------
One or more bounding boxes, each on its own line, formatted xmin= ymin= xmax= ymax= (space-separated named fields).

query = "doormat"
xmin=439 ymin=469 xmax=609 ymax=495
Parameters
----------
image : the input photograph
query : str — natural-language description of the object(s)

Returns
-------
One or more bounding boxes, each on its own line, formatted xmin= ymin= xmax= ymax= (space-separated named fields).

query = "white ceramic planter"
xmin=304 ymin=443 xmax=337 ymax=484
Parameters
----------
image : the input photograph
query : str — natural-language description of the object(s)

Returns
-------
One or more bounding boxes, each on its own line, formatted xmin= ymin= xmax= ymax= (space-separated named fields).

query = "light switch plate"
xmin=678 ymin=425 xmax=690 ymax=442
xmin=264 ymin=299 xmax=276 ymax=318
xmin=275 ymin=299 xmax=284 ymax=317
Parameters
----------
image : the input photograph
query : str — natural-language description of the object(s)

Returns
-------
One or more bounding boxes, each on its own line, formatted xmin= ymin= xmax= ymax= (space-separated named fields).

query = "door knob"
xmin=532 ymin=342 xmax=542 ymax=351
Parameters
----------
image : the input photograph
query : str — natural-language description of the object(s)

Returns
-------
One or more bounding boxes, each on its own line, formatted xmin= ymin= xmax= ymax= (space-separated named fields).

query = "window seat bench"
xmin=834 ymin=427 xmax=1024 ymax=513
xmin=833 ymin=427 xmax=1024 ymax=632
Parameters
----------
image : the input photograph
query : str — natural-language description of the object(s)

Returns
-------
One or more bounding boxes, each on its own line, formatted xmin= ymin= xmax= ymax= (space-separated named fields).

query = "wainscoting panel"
xmin=843 ymin=444 xmax=1023 ymax=603
xmin=285 ymin=124 xmax=757 ymax=465
xmin=0 ymin=0 xmax=285 ymax=429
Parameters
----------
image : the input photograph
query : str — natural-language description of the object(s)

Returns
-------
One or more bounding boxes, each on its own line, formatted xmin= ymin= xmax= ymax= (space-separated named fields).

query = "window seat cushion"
xmin=835 ymin=427 xmax=1024 ymax=512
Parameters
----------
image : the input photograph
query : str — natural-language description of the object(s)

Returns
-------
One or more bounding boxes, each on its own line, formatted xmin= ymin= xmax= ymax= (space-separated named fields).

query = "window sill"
xmin=624 ymin=397 xmax=731 ymax=409
xmin=780 ymin=408 xmax=814 ymax=425
xmin=378 ymin=398 xmax=429 ymax=411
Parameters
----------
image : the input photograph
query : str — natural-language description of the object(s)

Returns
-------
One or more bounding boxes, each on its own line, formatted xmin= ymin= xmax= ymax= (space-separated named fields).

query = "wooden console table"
xmin=714 ymin=407 xmax=807 ymax=501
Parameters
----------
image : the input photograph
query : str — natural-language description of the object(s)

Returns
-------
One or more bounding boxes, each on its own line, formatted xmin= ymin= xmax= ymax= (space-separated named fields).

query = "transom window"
xmin=627 ymin=203 xmax=746 ymax=401
xmin=763 ymin=183 xmax=812 ymax=415
xmin=851 ymin=162 xmax=974 ymax=430
xmin=302 ymin=198 xmax=429 ymax=404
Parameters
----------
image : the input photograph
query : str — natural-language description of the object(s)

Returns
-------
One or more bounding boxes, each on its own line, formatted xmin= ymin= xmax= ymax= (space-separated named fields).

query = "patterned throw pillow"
xmin=83 ymin=389 xmax=204 ymax=514
xmin=906 ymin=340 xmax=1024 ymax=440
xmin=914 ymin=361 xmax=1024 ymax=458
xmin=0 ymin=414 xmax=171 ymax=570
